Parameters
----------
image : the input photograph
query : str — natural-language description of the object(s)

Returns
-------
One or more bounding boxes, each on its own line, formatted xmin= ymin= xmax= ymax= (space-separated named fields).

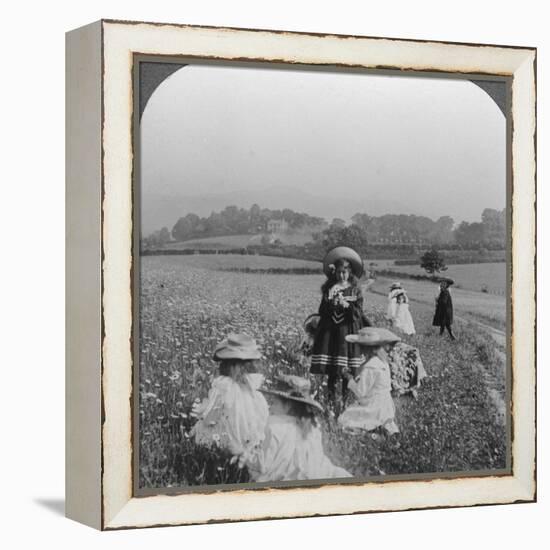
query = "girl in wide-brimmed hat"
xmin=386 ymin=281 xmax=403 ymax=323
xmin=393 ymin=288 xmax=416 ymax=335
xmin=310 ymin=246 xmax=366 ymax=408
xmin=191 ymin=333 xmax=269 ymax=459
xmin=243 ymin=374 xmax=351 ymax=481
xmin=338 ymin=328 xmax=401 ymax=435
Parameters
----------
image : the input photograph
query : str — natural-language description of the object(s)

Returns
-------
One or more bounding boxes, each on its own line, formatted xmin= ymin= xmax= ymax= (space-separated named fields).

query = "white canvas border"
xmin=100 ymin=20 xmax=536 ymax=529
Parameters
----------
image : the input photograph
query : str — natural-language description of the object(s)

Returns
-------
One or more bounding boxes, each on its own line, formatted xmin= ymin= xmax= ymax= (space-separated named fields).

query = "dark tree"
xmin=317 ymin=223 xmax=369 ymax=256
xmin=172 ymin=213 xmax=200 ymax=241
xmin=142 ymin=226 xmax=171 ymax=250
xmin=481 ymin=208 xmax=506 ymax=248
xmin=431 ymin=216 xmax=455 ymax=245
xmin=454 ymin=221 xmax=485 ymax=248
xmin=330 ymin=218 xmax=347 ymax=229
xmin=158 ymin=227 xmax=171 ymax=244
xmin=420 ymin=247 xmax=448 ymax=277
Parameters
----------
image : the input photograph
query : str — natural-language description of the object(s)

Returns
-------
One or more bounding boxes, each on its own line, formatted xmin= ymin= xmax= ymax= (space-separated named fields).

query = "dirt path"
xmin=459 ymin=317 xmax=506 ymax=348
xmin=455 ymin=316 xmax=507 ymax=424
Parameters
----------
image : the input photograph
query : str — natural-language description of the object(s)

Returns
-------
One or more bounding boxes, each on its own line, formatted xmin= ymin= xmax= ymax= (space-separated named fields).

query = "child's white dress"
xmin=386 ymin=290 xmax=400 ymax=320
xmin=192 ymin=373 xmax=269 ymax=457
xmin=338 ymin=356 xmax=399 ymax=434
xmin=246 ymin=414 xmax=351 ymax=482
xmin=394 ymin=302 xmax=416 ymax=335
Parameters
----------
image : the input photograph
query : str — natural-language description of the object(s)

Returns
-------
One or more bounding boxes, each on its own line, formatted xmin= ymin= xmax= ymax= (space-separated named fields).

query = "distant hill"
xmin=141 ymin=185 xmax=404 ymax=235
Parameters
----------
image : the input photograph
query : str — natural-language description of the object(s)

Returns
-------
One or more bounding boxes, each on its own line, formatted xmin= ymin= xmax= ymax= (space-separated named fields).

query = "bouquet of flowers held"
xmin=328 ymin=283 xmax=356 ymax=308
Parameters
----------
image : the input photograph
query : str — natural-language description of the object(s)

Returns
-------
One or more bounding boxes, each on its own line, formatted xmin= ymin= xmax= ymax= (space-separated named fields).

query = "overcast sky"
xmin=140 ymin=64 xmax=506 ymax=234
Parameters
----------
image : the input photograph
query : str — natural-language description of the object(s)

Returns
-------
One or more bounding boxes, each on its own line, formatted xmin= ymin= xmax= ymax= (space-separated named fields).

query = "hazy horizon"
xmin=140 ymin=65 xmax=506 ymax=234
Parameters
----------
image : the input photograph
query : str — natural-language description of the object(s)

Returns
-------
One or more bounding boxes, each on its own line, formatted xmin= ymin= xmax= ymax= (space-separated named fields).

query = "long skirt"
xmin=310 ymin=319 xmax=364 ymax=376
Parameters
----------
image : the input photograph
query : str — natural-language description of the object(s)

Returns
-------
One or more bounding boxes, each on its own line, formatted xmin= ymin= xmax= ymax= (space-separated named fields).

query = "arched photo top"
xmin=139 ymin=60 xmax=508 ymax=120
xmin=138 ymin=61 xmax=507 ymax=236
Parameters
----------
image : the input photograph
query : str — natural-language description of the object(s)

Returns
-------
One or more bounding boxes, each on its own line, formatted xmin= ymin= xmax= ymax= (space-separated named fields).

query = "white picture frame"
xmin=66 ymin=19 xmax=536 ymax=530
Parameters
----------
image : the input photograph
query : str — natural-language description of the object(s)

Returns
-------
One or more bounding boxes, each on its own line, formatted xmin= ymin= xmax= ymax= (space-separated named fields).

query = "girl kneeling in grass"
xmin=191 ymin=333 xmax=269 ymax=461
xmin=338 ymin=328 xmax=401 ymax=435
xmin=244 ymin=374 xmax=351 ymax=482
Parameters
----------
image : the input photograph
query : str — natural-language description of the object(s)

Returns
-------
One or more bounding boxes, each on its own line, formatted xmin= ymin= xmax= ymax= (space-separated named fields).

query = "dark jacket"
xmin=432 ymin=288 xmax=453 ymax=326
xmin=309 ymin=285 xmax=365 ymax=375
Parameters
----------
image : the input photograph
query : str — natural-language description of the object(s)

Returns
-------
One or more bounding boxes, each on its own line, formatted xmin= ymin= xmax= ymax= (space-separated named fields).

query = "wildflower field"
xmin=139 ymin=254 xmax=507 ymax=489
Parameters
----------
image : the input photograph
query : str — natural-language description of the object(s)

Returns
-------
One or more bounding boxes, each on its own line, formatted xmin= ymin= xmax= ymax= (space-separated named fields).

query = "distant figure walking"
xmin=432 ymin=278 xmax=456 ymax=340
xmin=393 ymin=289 xmax=416 ymax=335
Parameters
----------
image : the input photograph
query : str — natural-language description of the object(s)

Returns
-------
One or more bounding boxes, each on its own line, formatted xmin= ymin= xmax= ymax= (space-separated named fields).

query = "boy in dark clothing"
xmin=432 ymin=279 xmax=456 ymax=340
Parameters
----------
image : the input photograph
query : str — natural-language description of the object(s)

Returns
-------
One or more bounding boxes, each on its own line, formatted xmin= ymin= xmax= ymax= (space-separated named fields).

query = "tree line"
xmin=169 ymin=204 xmax=326 ymax=242
xmin=311 ymin=208 xmax=505 ymax=255
xmin=143 ymin=205 xmax=506 ymax=251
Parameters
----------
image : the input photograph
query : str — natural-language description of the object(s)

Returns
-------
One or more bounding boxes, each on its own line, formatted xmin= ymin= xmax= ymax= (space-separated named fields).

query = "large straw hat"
xmin=389 ymin=281 xmax=402 ymax=290
xmin=260 ymin=374 xmax=323 ymax=413
xmin=345 ymin=327 xmax=401 ymax=347
xmin=213 ymin=333 xmax=262 ymax=361
xmin=437 ymin=277 xmax=455 ymax=286
xmin=323 ymin=246 xmax=364 ymax=278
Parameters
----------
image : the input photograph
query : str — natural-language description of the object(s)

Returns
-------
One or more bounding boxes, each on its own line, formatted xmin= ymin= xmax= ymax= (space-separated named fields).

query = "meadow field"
xmin=164 ymin=231 xmax=314 ymax=250
xmin=164 ymin=234 xmax=256 ymax=250
xmin=153 ymin=253 xmax=321 ymax=271
xmin=367 ymin=277 xmax=506 ymax=330
xmin=138 ymin=254 xmax=507 ymax=489
xmin=370 ymin=260 xmax=507 ymax=295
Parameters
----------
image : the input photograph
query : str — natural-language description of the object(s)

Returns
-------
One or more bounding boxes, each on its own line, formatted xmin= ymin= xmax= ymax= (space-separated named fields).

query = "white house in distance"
xmin=267 ymin=218 xmax=289 ymax=233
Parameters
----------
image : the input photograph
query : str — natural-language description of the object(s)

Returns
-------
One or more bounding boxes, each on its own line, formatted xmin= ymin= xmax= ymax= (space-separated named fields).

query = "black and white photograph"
xmin=136 ymin=60 xmax=510 ymax=491
xmin=4 ymin=0 xmax=544 ymax=544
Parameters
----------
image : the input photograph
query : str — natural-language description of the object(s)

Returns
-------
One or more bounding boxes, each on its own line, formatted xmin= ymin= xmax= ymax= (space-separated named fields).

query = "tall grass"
xmin=139 ymin=255 xmax=506 ymax=489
